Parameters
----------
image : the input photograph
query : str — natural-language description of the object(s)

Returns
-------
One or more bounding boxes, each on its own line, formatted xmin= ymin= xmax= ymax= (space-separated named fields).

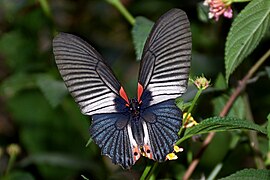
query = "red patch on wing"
xmin=119 ymin=86 xmax=129 ymax=105
xmin=132 ymin=146 xmax=141 ymax=162
xmin=143 ymin=144 xmax=153 ymax=160
xmin=137 ymin=82 xmax=143 ymax=103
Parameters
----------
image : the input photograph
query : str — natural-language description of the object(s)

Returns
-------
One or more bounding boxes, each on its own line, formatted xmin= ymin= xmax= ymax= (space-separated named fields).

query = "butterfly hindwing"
xmin=53 ymin=33 xmax=128 ymax=115
xmin=141 ymin=99 xmax=182 ymax=161
xmin=138 ymin=9 xmax=192 ymax=107
xmin=91 ymin=113 xmax=137 ymax=169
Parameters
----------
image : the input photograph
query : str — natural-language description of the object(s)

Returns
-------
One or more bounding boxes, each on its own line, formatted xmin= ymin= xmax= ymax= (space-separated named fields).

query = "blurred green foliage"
xmin=0 ymin=0 xmax=269 ymax=179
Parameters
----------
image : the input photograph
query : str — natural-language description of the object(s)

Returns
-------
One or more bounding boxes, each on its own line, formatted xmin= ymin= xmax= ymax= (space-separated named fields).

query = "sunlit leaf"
xmin=225 ymin=0 xmax=270 ymax=82
xmin=132 ymin=16 xmax=154 ymax=60
xmin=178 ymin=116 xmax=267 ymax=144
xmin=219 ymin=169 xmax=270 ymax=180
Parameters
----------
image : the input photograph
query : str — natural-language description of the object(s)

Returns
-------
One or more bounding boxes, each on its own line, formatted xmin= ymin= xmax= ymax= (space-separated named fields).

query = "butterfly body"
xmin=53 ymin=8 xmax=192 ymax=169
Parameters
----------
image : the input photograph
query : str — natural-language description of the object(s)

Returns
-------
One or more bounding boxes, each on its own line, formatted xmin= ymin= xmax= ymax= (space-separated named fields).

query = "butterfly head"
xmin=129 ymin=98 xmax=141 ymax=117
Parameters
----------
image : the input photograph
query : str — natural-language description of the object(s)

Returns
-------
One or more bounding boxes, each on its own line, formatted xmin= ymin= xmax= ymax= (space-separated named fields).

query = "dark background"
xmin=0 ymin=0 xmax=269 ymax=179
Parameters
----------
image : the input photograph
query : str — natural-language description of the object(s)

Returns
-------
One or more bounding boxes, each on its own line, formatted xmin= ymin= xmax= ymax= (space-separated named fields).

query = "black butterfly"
xmin=53 ymin=8 xmax=191 ymax=169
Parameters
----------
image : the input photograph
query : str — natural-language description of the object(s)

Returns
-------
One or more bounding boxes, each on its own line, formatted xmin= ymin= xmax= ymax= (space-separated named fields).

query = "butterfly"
xmin=53 ymin=8 xmax=191 ymax=169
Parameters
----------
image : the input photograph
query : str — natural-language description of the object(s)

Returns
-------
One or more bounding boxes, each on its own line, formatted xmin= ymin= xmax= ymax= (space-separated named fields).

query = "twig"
xmin=183 ymin=48 xmax=270 ymax=180
xmin=243 ymin=94 xmax=265 ymax=169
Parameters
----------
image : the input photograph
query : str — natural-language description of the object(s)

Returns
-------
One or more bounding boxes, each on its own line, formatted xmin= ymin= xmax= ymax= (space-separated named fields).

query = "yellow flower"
xmin=183 ymin=112 xmax=198 ymax=128
xmin=174 ymin=145 xmax=183 ymax=153
xmin=166 ymin=153 xmax=178 ymax=160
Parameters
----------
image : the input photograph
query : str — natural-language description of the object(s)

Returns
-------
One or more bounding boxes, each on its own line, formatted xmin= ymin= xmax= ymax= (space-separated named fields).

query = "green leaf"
xmin=197 ymin=2 xmax=209 ymax=23
xmin=4 ymin=171 xmax=35 ymax=180
xmin=177 ymin=116 xmax=267 ymax=144
xmin=0 ymin=73 xmax=36 ymax=98
xmin=225 ymin=0 xmax=270 ymax=82
xmin=0 ymin=31 xmax=37 ymax=72
xmin=214 ymin=73 xmax=227 ymax=90
xmin=219 ymin=169 xmax=270 ymax=180
xmin=175 ymin=97 xmax=192 ymax=111
xmin=212 ymin=94 xmax=246 ymax=119
xmin=132 ymin=16 xmax=154 ymax=60
xmin=35 ymin=74 xmax=68 ymax=108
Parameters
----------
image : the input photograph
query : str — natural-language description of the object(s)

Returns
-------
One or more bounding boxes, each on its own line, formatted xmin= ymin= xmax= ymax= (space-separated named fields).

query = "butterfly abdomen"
xmin=130 ymin=116 xmax=144 ymax=146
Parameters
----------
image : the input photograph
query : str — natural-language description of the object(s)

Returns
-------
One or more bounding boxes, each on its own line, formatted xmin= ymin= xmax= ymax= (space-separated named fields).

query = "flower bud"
xmin=7 ymin=144 xmax=21 ymax=156
xmin=193 ymin=76 xmax=210 ymax=90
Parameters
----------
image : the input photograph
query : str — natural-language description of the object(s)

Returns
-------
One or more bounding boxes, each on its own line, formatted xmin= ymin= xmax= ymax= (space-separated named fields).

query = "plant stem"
xmin=106 ymin=0 xmax=135 ymax=25
xmin=184 ymin=88 xmax=203 ymax=123
xmin=178 ymin=88 xmax=203 ymax=136
xmin=5 ymin=154 xmax=16 ymax=175
xmin=183 ymin=48 xmax=270 ymax=180
xmin=140 ymin=164 xmax=152 ymax=180
xmin=145 ymin=162 xmax=158 ymax=180
xmin=207 ymin=163 xmax=223 ymax=180
xmin=38 ymin=0 xmax=52 ymax=18
xmin=243 ymin=94 xmax=265 ymax=169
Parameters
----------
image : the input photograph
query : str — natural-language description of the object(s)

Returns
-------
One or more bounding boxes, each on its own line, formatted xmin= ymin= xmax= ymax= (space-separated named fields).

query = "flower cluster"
xmin=183 ymin=112 xmax=198 ymax=128
xmin=193 ymin=76 xmax=210 ymax=90
xmin=203 ymin=0 xmax=233 ymax=21
xmin=166 ymin=145 xmax=184 ymax=160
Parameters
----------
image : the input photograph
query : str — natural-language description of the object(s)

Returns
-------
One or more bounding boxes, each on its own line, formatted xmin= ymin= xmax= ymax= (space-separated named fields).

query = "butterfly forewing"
xmin=53 ymin=33 xmax=128 ymax=115
xmin=53 ymin=33 xmax=136 ymax=169
xmin=138 ymin=9 xmax=192 ymax=107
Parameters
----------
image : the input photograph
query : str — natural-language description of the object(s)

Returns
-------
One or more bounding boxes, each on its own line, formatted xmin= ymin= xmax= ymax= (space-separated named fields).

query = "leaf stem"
xmin=183 ymin=48 xmax=270 ymax=180
xmin=106 ymin=0 xmax=135 ymax=25
xmin=85 ymin=137 xmax=93 ymax=147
